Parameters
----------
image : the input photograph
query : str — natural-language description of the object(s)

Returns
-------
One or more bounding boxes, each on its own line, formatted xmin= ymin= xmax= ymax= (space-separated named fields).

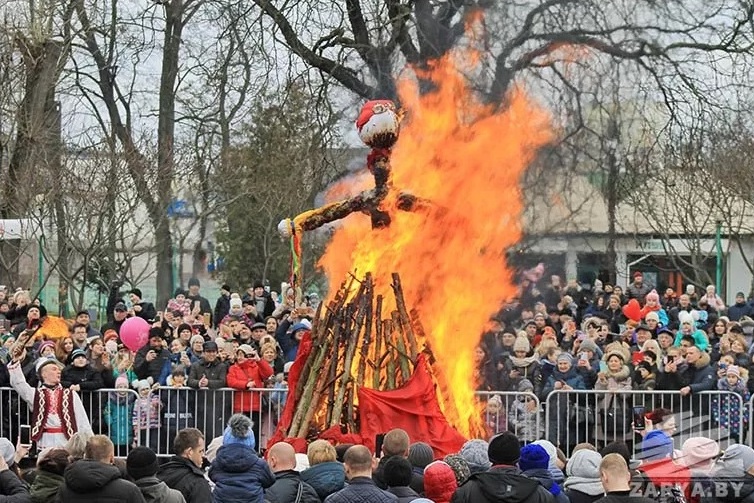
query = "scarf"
xmin=510 ymin=355 xmax=538 ymax=368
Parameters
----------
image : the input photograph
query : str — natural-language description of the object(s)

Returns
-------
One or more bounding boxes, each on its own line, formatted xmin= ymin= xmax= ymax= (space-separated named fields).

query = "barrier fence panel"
xmin=476 ymin=391 xmax=542 ymax=443
xmin=69 ymin=387 xmax=285 ymax=457
xmin=544 ymin=389 xmax=745 ymax=457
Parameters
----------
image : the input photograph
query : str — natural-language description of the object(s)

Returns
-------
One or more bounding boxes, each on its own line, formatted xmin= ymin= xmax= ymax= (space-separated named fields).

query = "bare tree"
xmin=63 ymin=0 xmax=209 ymax=306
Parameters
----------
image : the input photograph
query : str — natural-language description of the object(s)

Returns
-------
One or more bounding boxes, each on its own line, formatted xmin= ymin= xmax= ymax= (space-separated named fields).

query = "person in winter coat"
xmin=104 ymin=374 xmax=134 ymax=457
xmin=519 ymin=444 xmax=569 ymax=503
xmin=508 ymin=379 xmax=541 ymax=442
xmin=157 ymin=428 xmax=211 ymax=503
xmin=712 ymin=444 xmax=754 ymax=503
xmin=563 ymin=449 xmax=604 ymax=503
xmin=0 ymin=439 xmax=30 ymax=503
xmin=324 ymin=445 xmax=397 ymax=503
xmin=594 ymin=350 xmax=633 ymax=442
xmin=128 ymin=290 xmax=157 ymax=323
xmin=265 ymin=442 xmax=320 ymax=503
xmin=504 ymin=335 xmax=540 ymax=391
xmin=712 ymin=365 xmax=750 ymax=442
xmin=208 ymin=414 xmax=274 ymax=503
xmin=134 ymin=329 xmax=171 ymax=383
xmin=673 ymin=312 xmax=709 ymax=351
xmin=213 ymin=286 xmax=231 ymax=329
xmin=126 ymin=447 xmax=185 ymax=503
xmin=451 ymin=432 xmax=554 ymax=503
xmin=541 ymin=353 xmax=586 ymax=448
xmin=30 ymin=447 xmax=69 ymax=503
xmin=635 ymin=431 xmax=692 ymax=503
xmin=225 ymin=345 xmax=273 ymax=446
xmin=301 ymin=440 xmax=345 ymax=501
xmin=55 ymin=435 xmax=145 ymax=503
xmin=728 ymin=293 xmax=754 ymax=321
xmin=678 ymin=344 xmax=717 ymax=415
xmin=186 ymin=341 xmax=228 ymax=441
xmin=62 ymin=348 xmax=106 ymax=434
xmin=640 ymin=291 xmax=669 ymax=327
xmin=382 ymin=456 xmax=422 ymax=503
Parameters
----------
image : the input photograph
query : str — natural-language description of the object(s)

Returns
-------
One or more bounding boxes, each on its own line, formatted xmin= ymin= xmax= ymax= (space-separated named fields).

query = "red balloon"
xmin=622 ymin=298 xmax=642 ymax=322
xmin=120 ymin=317 xmax=150 ymax=352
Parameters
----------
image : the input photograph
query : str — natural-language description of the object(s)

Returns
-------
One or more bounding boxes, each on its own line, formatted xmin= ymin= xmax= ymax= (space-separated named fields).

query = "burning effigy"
xmin=272 ymin=47 xmax=552 ymax=455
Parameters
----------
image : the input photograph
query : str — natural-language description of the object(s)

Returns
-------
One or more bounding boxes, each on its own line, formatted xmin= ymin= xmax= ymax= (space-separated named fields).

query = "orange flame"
xmin=319 ymin=53 xmax=552 ymax=436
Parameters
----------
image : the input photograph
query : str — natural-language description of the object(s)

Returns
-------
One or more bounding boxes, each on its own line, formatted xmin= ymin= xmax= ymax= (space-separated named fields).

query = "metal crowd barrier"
xmin=545 ymin=389 xmax=745 ymax=457
xmin=0 ymin=386 xmax=742 ymax=458
xmin=476 ymin=390 xmax=541 ymax=443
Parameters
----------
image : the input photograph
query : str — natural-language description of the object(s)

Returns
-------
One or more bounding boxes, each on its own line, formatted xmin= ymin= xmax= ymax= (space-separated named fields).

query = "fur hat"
xmin=222 ymin=414 xmax=256 ymax=450
xmin=126 ymin=447 xmax=159 ymax=480
xmin=679 ymin=311 xmax=694 ymax=326
xmin=513 ymin=336 xmax=531 ymax=353
xmin=460 ymin=439 xmax=491 ymax=472
xmin=408 ymin=442 xmax=434 ymax=470
xmin=519 ymin=444 xmax=550 ymax=471
xmin=132 ymin=377 xmax=153 ymax=391
xmin=604 ymin=350 xmax=626 ymax=364
xmin=487 ymin=432 xmax=520 ymax=466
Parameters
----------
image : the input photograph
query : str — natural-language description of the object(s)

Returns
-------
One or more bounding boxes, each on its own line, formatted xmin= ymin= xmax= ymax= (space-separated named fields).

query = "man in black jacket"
xmin=134 ymin=328 xmax=170 ymax=382
xmin=186 ymin=279 xmax=212 ymax=322
xmin=128 ymin=289 xmax=157 ymax=322
xmin=451 ymin=432 xmax=554 ymax=503
xmin=187 ymin=342 xmax=229 ymax=440
xmin=157 ymin=428 xmax=211 ymax=503
xmin=56 ymin=435 xmax=145 ymax=503
xmin=384 ymin=456 xmax=423 ymax=503
xmin=374 ymin=429 xmax=423 ymax=494
xmin=594 ymin=454 xmax=654 ymax=503
xmin=265 ymin=442 xmax=320 ymax=503
xmin=213 ymin=285 xmax=231 ymax=329
xmin=324 ymin=445 xmax=397 ymax=503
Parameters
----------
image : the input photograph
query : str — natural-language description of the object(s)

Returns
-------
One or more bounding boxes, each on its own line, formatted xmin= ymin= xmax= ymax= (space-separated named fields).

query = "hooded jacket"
xmin=450 ymin=466 xmax=555 ymax=503
xmin=300 ymin=461 xmax=346 ymax=500
xmin=157 ymin=456 xmax=211 ymax=503
xmin=0 ymin=469 xmax=30 ymax=503
xmin=208 ymin=443 xmax=275 ymax=503
xmin=55 ymin=459 xmax=145 ymax=503
xmin=31 ymin=469 xmax=64 ymax=503
xmin=133 ymin=477 xmax=185 ymax=503
xmin=226 ymin=359 xmax=274 ymax=413
xmin=563 ymin=450 xmax=604 ymax=503
xmin=522 ymin=468 xmax=569 ymax=503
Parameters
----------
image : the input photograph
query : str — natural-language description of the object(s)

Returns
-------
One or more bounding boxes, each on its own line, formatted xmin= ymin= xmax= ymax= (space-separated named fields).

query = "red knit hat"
xmin=424 ymin=461 xmax=458 ymax=503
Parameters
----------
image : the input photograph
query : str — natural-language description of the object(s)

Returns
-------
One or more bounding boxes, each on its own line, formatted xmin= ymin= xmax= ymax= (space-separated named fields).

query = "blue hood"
xmin=215 ymin=443 xmax=260 ymax=473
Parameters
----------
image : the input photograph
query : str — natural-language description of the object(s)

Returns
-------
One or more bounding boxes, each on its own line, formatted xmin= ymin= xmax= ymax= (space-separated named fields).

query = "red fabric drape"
xmin=267 ymin=339 xmax=467 ymax=459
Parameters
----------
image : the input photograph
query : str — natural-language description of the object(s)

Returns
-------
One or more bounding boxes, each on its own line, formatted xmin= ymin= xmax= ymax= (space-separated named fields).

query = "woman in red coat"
xmin=226 ymin=344 xmax=273 ymax=451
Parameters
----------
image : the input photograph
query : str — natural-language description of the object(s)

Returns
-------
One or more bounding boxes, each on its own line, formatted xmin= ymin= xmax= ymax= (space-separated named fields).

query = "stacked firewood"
xmin=286 ymin=272 xmax=434 ymax=439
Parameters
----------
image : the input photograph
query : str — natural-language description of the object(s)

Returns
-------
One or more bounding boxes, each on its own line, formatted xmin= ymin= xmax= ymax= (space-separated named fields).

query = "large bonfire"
xmin=272 ymin=45 xmax=552 ymax=451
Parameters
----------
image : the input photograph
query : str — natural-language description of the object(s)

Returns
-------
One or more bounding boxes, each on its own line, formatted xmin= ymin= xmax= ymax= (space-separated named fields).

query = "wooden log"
xmin=384 ymin=319 xmax=396 ymax=390
xmin=324 ymin=312 xmax=344 ymax=427
xmin=356 ymin=274 xmax=374 ymax=390
xmin=372 ymin=297 xmax=384 ymax=389
xmin=392 ymin=273 xmax=418 ymax=360
xmin=391 ymin=311 xmax=412 ymax=382
xmin=330 ymin=278 xmax=370 ymax=428
xmin=289 ymin=334 xmax=332 ymax=437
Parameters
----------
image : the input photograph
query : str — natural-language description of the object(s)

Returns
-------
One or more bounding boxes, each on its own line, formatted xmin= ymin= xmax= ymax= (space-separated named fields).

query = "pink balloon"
xmin=120 ymin=317 xmax=150 ymax=352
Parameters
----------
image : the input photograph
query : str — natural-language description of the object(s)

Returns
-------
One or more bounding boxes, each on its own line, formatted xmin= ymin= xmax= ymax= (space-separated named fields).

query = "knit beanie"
xmin=519 ymin=444 xmax=550 ymax=471
xmin=423 ymin=461 xmax=458 ymax=503
xmin=513 ymin=336 xmax=531 ymax=353
xmin=408 ymin=442 xmax=434 ymax=470
xmin=487 ymin=432 xmax=520 ymax=466
xmin=727 ymin=365 xmax=741 ymax=378
xmin=115 ymin=374 xmax=129 ymax=388
xmin=579 ymin=339 xmax=598 ymax=353
xmin=644 ymin=311 xmax=660 ymax=323
xmin=460 ymin=439 xmax=492 ymax=472
xmin=222 ymin=414 xmax=256 ymax=450
xmin=557 ymin=352 xmax=573 ymax=365
xmin=518 ymin=379 xmax=534 ymax=393
xmin=443 ymin=454 xmax=471 ymax=485
xmin=126 ymin=447 xmax=159 ymax=480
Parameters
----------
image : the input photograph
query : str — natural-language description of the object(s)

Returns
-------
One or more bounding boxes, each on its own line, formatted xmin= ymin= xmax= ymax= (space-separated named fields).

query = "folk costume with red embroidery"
xmin=8 ymin=355 xmax=92 ymax=449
